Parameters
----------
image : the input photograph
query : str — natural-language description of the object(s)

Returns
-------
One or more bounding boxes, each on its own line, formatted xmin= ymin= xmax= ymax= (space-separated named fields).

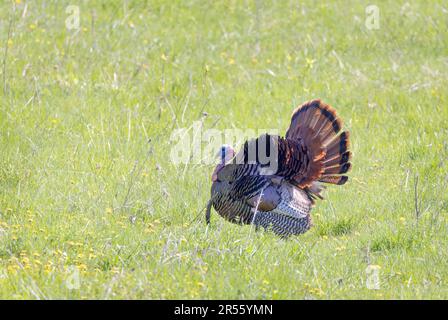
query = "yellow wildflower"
xmin=306 ymin=57 xmax=316 ymax=68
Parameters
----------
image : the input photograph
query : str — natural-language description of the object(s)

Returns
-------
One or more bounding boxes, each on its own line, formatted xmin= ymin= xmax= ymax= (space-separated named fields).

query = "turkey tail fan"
xmin=286 ymin=99 xmax=352 ymax=187
xmin=320 ymin=130 xmax=351 ymax=183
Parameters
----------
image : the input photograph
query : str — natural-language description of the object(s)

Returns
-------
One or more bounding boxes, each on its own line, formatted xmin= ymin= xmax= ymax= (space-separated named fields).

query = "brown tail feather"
xmin=319 ymin=175 xmax=348 ymax=185
xmin=323 ymin=151 xmax=351 ymax=167
xmin=325 ymin=132 xmax=350 ymax=155
xmin=323 ymin=162 xmax=352 ymax=175
xmin=286 ymin=99 xmax=351 ymax=187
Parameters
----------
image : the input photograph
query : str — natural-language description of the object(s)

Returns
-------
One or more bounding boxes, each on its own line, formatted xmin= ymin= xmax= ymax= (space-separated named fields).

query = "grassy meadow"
xmin=0 ymin=0 xmax=448 ymax=299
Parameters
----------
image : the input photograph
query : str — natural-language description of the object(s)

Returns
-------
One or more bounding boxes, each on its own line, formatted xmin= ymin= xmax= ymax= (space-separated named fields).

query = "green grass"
xmin=1 ymin=0 xmax=447 ymax=299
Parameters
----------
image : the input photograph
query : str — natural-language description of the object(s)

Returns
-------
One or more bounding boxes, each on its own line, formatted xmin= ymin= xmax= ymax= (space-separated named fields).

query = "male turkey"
xmin=206 ymin=99 xmax=351 ymax=237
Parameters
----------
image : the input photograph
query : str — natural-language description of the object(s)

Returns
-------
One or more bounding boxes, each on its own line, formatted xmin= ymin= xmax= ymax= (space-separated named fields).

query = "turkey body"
xmin=207 ymin=99 xmax=351 ymax=237
xmin=211 ymin=174 xmax=313 ymax=236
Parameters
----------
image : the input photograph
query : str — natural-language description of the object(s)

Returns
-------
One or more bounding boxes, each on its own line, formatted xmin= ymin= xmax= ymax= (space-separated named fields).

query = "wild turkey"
xmin=206 ymin=99 xmax=351 ymax=237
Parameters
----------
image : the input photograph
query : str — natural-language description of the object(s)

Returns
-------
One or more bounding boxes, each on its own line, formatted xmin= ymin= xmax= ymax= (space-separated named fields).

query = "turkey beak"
xmin=211 ymin=164 xmax=224 ymax=182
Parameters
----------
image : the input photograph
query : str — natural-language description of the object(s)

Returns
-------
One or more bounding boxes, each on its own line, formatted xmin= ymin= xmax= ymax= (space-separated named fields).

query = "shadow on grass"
xmin=315 ymin=217 xmax=357 ymax=237
xmin=369 ymin=230 xmax=422 ymax=253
